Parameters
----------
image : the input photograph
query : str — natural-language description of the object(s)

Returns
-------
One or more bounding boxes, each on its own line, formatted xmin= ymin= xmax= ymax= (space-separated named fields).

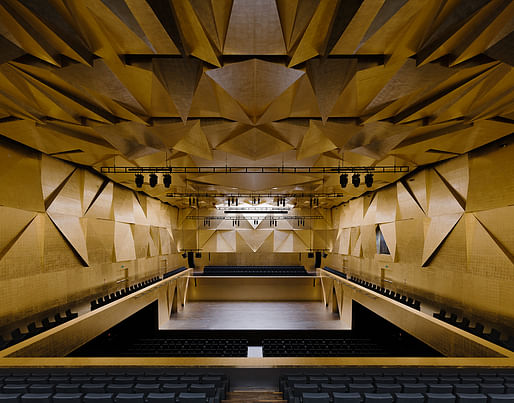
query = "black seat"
xmin=177 ymin=393 xmax=207 ymax=403
xmin=162 ymin=384 xmax=188 ymax=394
xmin=424 ymin=393 xmax=456 ymax=403
xmin=20 ymin=394 xmax=52 ymax=403
xmin=83 ymin=394 xmax=114 ymax=403
xmin=487 ymin=394 xmax=514 ymax=403
xmin=394 ymin=393 xmax=425 ymax=403
xmin=146 ymin=393 xmax=176 ymax=403
xmin=364 ymin=393 xmax=393 ymax=403
xmin=114 ymin=394 xmax=145 ymax=403
xmin=51 ymin=394 xmax=83 ymax=403
xmin=302 ymin=392 xmax=330 ymax=403
xmin=332 ymin=392 xmax=361 ymax=403
xmin=455 ymin=394 xmax=487 ymax=403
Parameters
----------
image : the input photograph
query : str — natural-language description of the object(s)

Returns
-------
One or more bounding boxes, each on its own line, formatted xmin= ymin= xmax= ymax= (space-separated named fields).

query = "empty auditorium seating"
xmin=0 ymin=370 xmax=230 ymax=403
xmin=340 ymin=273 xmax=420 ymax=311
xmin=432 ymin=309 xmax=513 ymax=351
xmin=1 ymin=309 xmax=79 ymax=351
xmin=163 ymin=267 xmax=187 ymax=280
xmin=279 ymin=369 xmax=514 ymax=403
xmin=202 ymin=266 xmax=309 ymax=276
xmin=90 ymin=277 xmax=161 ymax=311
xmin=125 ymin=338 xmax=248 ymax=357
xmin=322 ymin=267 xmax=347 ymax=279
xmin=263 ymin=338 xmax=390 ymax=357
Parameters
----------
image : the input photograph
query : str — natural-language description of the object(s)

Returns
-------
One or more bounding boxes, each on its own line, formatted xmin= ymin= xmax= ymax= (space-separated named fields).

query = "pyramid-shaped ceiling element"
xmin=145 ymin=0 xmax=186 ymax=54
xmin=206 ymin=59 xmax=304 ymax=123
xmin=152 ymin=57 xmax=203 ymax=123
xmin=224 ymin=0 xmax=285 ymax=55
xmin=296 ymin=120 xmax=337 ymax=160
xmin=189 ymin=0 xmax=234 ymax=52
xmin=276 ymin=0 xmax=319 ymax=51
xmin=422 ymin=213 xmax=463 ymax=266
xmin=0 ymin=206 xmax=37 ymax=261
xmin=306 ymin=57 xmax=358 ymax=122
xmin=100 ymin=0 xmax=155 ymax=53
xmin=217 ymin=127 xmax=293 ymax=160
xmin=173 ymin=120 xmax=212 ymax=160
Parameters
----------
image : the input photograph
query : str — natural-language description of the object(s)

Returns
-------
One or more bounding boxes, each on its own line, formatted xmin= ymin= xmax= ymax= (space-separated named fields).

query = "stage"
xmin=159 ymin=301 xmax=344 ymax=330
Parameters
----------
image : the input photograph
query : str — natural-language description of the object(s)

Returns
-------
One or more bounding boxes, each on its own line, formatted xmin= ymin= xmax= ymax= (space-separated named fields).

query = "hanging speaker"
xmin=314 ymin=251 xmax=322 ymax=268
xmin=187 ymin=251 xmax=195 ymax=268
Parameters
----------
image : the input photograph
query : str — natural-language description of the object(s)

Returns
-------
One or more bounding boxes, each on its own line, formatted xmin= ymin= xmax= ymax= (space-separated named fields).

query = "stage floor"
xmin=159 ymin=301 xmax=344 ymax=330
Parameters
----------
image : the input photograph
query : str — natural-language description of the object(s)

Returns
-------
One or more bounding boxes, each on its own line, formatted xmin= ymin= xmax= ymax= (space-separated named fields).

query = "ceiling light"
xmin=352 ymin=173 xmax=360 ymax=187
xmin=340 ymin=173 xmax=348 ymax=188
xmin=163 ymin=174 xmax=171 ymax=188
xmin=365 ymin=173 xmax=373 ymax=188
xmin=135 ymin=174 xmax=144 ymax=188
xmin=149 ymin=173 xmax=158 ymax=187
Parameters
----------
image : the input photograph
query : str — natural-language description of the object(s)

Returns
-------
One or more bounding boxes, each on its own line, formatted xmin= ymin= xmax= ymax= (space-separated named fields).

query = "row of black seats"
xmin=433 ymin=310 xmax=514 ymax=351
xmin=125 ymin=339 xmax=248 ymax=357
xmin=202 ymin=265 xmax=308 ymax=276
xmin=0 ymin=392 xmax=216 ymax=403
xmin=0 ymin=310 xmax=78 ymax=351
xmin=263 ymin=339 xmax=388 ymax=357
xmin=90 ymin=277 xmax=161 ymax=311
xmin=287 ymin=391 xmax=514 ymax=403
xmin=280 ymin=372 xmax=514 ymax=403
xmin=347 ymin=275 xmax=420 ymax=310
xmin=162 ymin=267 xmax=187 ymax=280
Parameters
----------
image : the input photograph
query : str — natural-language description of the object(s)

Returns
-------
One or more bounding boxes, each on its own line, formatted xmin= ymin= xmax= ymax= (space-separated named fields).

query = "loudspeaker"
xmin=307 ymin=252 xmax=314 ymax=258
xmin=314 ymin=251 xmax=322 ymax=268
xmin=187 ymin=252 xmax=195 ymax=268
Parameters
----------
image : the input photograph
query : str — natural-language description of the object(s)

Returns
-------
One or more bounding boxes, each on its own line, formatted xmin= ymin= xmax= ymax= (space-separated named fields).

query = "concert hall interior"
xmin=0 ymin=0 xmax=513 ymax=399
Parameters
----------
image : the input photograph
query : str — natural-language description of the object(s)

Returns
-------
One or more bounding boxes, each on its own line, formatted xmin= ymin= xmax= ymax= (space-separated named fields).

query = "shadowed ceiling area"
xmin=0 ymin=0 xmax=513 ymax=208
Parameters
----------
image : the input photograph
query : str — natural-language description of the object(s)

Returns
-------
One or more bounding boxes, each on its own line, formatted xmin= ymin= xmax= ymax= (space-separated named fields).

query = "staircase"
xmin=223 ymin=390 xmax=286 ymax=403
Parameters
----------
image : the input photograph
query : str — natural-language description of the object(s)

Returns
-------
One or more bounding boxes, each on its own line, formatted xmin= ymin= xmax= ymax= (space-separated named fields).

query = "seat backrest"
xmin=302 ymin=392 xmax=330 ymax=403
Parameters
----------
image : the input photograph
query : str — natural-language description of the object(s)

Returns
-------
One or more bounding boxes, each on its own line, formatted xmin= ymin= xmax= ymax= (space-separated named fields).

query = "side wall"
xmin=0 ymin=139 xmax=182 ymax=328
xmin=326 ymin=138 xmax=514 ymax=333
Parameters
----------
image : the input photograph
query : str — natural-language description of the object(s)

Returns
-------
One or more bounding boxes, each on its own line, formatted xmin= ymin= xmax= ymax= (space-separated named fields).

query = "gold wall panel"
xmin=329 ymin=143 xmax=514 ymax=332
xmin=187 ymin=277 xmax=322 ymax=301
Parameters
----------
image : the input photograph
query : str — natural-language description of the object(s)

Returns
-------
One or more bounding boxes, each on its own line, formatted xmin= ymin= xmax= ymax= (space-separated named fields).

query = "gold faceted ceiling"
xmin=0 ymin=0 xmax=512 ymax=207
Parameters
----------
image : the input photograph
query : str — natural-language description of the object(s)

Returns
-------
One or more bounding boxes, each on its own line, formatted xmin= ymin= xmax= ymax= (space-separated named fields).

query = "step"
xmin=225 ymin=390 xmax=285 ymax=402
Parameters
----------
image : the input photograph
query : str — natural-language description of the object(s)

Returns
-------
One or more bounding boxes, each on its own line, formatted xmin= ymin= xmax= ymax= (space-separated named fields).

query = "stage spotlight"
xmin=181 ymin=252 xmax=187 ymax=258
xmin=352 ymin=173 xmax=360 ymax=187
xmin=339 ymin=173 xmax=348 ymax=188
xmin=149 ymin=173 xmax=158 ymax=187
xmin=135 ymin=174 xmax=144 ymax=188
xmin=163 ymin=173 xmax=172 ymax=188
xmin=322 ymin=252 xmax=328 ymax=258
xmin=365 ymin=173 xmax=373 ymax=188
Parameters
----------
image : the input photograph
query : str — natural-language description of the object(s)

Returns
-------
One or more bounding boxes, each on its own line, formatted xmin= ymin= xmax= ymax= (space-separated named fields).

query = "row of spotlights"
xmin=135 ymin=174 xmax=172 ymax=188
xmin=340 ymin=173 xmax=373 ymax=188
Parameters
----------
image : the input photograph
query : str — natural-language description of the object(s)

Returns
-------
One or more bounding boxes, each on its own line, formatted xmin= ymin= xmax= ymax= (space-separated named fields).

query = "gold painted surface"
xmin=0 ymin=269 xmax=192 ymax=358
xmin=320 ymin=271 xmax=513 ymax=358
xmin=187 ymin=277 xmax=322 ymax=301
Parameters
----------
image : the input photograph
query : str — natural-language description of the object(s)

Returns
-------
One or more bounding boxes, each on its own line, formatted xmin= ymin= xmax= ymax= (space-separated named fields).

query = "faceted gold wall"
xmin=0 ymin=139 xmax=182 ymax=327
xmin=326 ymin=138 xmax=514 ymax=333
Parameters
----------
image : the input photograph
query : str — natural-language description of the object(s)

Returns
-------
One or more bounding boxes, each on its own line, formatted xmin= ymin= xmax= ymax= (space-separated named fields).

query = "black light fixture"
xmin=149 ymin=173 xmax=158 ymax=187
xmin=163 ymin=173 xmax=172 ymax=188
xmin=181 ymin=252 xmax=187 ymax=258
xmin=352 ymin=173 xmax=360 ymax=187
xmin=340 ymin=173 xmax=348 ymax=188
xmin=322 ymin=252 xmax=328 ymax=258
xmin=135 ymin=174 xmax=144 ymax=188
xmin=365 ymin=173 xmax=373 ymax=188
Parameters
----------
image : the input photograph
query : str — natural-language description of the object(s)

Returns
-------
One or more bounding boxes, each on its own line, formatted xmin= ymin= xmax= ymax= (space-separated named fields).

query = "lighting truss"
xmin=217 ymin=207 xmax=291 ymax=212
xmin=166 ymin=192 xmax=345 ymax=198
xmin=186 ymin=215 xmax=323 ymax=220
xmin=101 ymin=165 xmax=409 ymax=174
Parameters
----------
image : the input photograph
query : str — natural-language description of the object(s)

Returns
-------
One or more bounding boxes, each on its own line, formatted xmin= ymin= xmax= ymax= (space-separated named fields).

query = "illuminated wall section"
xmin=327 ymin=139 xmax=514 ymax=333
xmin=0 ymin=139 xmax=182 ymax=327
